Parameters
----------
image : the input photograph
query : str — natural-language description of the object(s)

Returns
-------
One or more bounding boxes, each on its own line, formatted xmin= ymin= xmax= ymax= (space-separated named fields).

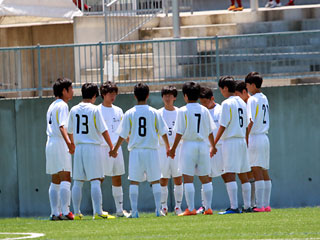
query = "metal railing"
xmin=1 ymin=30 xmax=320 ymax=97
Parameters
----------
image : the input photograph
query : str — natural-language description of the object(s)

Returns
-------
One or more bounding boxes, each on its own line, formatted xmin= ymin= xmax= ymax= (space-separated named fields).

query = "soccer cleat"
xmin=178 ymin=208 xmax=197 ymax=216
xmin=233 ymin=6 xmax=244 ymax=11
xmin=127 ymin=211 xmax=139 ymax=218
xmin=93 ymin=211 xmax=116 ymax=220
xmin=253 ymin=207 xmax=265 ymax=212
xmin=59 ymin=212 xmax=74 ymax=220
xmin=116 ymin=210 xmax=129 ymax=217
xmin=156 ymin=209 xmax=166 ymax=217
xmin=49 ymin=215 xmax=60 ymax=221
xmin=286 ymin=0 xmax=294 ymax=6
xmin=227 ymin=5 xmax=236 ymax=11
xmin=196 ymin=206 xmax=205 ymax=215
xmin=204 ymin=208 xmax=213 ymax=215
xmin=218 ymin=208 xmax=241 ymax=215
xmin=265 ymin=206 xmax=272 ymax=212
xmin=74 ymin=213 xmax=84 ymax=220
xmin=174 ymin=207 xmax=183 ymax=215
xmin=265 ymin=1 xmax=277 ymax=8
xmin=161 ymin=208 xmax=168 ymax=216
xmin=242 ymin=207 xmax=254 ymax=213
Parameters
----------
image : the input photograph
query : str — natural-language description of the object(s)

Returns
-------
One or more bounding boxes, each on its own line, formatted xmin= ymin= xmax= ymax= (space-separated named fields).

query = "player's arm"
xmin=102 ymin=130 xmax=113 ymax=150
xmin=109 ymin=136 xmax=125 ymax=158
xmin=161 ymin=134 xmax=170 ymax=157
xmin=59 ymin=126 xmax=75 ymax=154
xmin=208 ymin=132 xmax=217 ymax=158
xmin=246 ymin=120 xmax=253 ymax=146
xmin=214 ymin=126 xmax=226 ymax=146
xmin=168 ymin=133 xmax=182 ymax=159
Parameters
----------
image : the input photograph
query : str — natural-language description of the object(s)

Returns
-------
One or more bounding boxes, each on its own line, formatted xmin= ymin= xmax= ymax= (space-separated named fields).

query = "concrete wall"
xmin=0 ymin=84 xmax=319 ymax=217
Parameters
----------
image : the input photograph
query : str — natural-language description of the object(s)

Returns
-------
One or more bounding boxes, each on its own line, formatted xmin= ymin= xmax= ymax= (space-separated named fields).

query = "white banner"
xmin=0 ymin=0 xmax=83 ymax=19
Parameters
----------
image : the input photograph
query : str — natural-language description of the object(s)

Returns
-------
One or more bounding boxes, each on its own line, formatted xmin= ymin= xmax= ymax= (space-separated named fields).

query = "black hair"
xmin=182 ymin=81 xmax=200 ymax=101
xmin=81 ymin=83 xmax=99 ymax=99
xmin=134 ymin=82 xmax=149 ymax=101
xmin=245 ymin=72 xmax=263 ymax=88
xmin=100 ymin=81 xmax=118 ymax=99
xmin=199 ymin=86 xmax=213 ymax=99
xmin=161 ymin=85 xmax=178 ymax=98
xmin=235 ymin=81 xmax=248 ymax=93
xmin=218 ymin=76 xmax=236 ymax=93
xmin=53 ymin=77 xmax=72 ymax=98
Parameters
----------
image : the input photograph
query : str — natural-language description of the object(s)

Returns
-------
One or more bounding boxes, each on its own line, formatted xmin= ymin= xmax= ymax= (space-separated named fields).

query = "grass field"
xmin=1 ymin=207 xmax=320 ymax=240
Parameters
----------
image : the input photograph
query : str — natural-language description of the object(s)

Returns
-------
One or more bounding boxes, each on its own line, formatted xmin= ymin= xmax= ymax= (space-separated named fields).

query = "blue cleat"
xmin=219 ymin=208 xmax=241 ymax=215
xmin=127 ymin=211 xmax=139 ymax=218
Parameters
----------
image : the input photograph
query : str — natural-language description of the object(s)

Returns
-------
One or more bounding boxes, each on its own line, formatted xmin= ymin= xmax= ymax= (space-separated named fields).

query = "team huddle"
xmin=45 ymin=72 xmax=271 ymax=220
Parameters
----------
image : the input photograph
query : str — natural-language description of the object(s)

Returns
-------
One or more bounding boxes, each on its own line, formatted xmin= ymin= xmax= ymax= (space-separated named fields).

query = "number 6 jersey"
xmin=67 ymin=102 xmax=108 ymax=145
xmin=116 ymin=105 xmax=168 ymax=151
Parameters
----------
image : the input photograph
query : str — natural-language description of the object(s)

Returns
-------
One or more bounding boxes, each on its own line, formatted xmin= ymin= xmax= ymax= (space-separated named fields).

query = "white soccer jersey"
xmin=46 ymin=99 xmax=69 ymax=137
xmin=247 ymin=93 xmax=270 ymax=135
xmin=116 ymin=105 xmax=168 ymax=151
xmin=175 ymin=103 xmax=215 ymax=141
xmin=67 ymin=102 xmax=108 ymax=145
xmin=209 ymin=103 xmax=222 ymax=145
xmin=219 ymin=96 xmax=248 ymax=140
xmin=97 ymin=104 xmax=123 ymax=145
xmin=158 ymin=107 xmax=178 ymax=145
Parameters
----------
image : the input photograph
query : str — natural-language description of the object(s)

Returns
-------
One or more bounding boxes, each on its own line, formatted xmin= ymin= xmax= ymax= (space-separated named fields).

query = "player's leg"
xmin=199 ymin=175 xmax=213 ymax=214
xmin=72 ymin=180 xmax=84 ymax=219
xmin=263 ymin=169 xmax=272 ymax=211
xmin=252 ymin=166 xmax=265 ymax=211
xmin=173 ymin=176 xmax=183 ymax=215
xmin=160 ymin=178 xmax=169 ymax=215
xmin=238 ymin=172 xmax=252 ymax=212
xmin=128 ymin=181 xmax=140 ymax=218
xmin=58 ymin=171 xmax=74 ymax=220
xmin=112 ymin=175 xmax=125 ymax=216
xmin=247 ymin=171 xmax=256 ymax=208
xmin=220 ymin=173 xmax=240 ymax=214
xmin=182 ymin=174 xmax=196 ymax=215
xmin=49 ymin=174 xmax=61 ymax=220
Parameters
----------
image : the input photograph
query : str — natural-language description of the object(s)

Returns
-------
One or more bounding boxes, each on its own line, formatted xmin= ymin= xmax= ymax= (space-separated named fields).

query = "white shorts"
xmin=210 ymin=144 xmax=223 ymax=178
xmin=158 ymin=145 xmax=182 ymax=179
xmin=128 ymin=148 xmax=161 ymax=182
xmin=46 ymin=137 xmax=72 ymax=175
xmin=221 ymin=138 xmax=251 ymax=174
xmin=73 ymin=144 xmax=104 ymax=181
xmin=248 ymin=134 xmax=270 ymax=169
xmin=181 ymin=141 xmax=210 ymax=177
xmin=102 ymin=146 xmax=125 ymax=176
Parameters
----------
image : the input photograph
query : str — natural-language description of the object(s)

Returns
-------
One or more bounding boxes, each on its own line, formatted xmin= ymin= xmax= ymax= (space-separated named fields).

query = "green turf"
xmin=1 ymin=208 xmax=320 ymax=239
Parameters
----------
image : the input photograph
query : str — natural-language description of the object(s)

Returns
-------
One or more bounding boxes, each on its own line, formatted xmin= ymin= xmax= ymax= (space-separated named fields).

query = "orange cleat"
xmin=228 ymin=5 xmax=236 ymax=11
xmin=233 ymin=6 xmax=244 ymax=11
xmin=178 ymin=208 xmax=197 ymax=216
xmin=204 ymin=208 xmax=213 ymax=215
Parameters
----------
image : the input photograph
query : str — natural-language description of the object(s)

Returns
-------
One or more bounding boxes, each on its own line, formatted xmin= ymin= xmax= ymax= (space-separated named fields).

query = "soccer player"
xmin=158 ymin=85 xmax=183 ymax=215
xmin=98 ymin=82 xmax=127 ymax=217
xmin=235 ymin=80 xmax=256 ymax=208
xmin=213 ymin=76 xmax=252 ymax=214
xmin=169 ymin=82 xmax=216 ymax=216
xmin=46 ymin=77 xmax=75 ymax=220
xmin=68 ymin=83 xmax=115 ymax=220
xmin=197 ymin=86 xmax=223 ymax=214
xmin=110 ymin=83 xmax=170 ymax=218
xmin=245 ymin=72 xmax=272 ymax=212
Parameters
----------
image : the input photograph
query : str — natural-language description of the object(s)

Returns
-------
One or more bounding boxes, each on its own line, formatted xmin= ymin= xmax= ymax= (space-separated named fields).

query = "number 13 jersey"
xmin=116 ymin=105 xmax=168 ymax=151
xmin=67 ymin=102 xmax=108 ymax=145
xmin=219 ymin=96 xmax=248 ymax=140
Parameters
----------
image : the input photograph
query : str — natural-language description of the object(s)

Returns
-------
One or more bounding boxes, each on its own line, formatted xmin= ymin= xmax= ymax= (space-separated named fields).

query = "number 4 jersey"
xmin=116 ymin=105 xmax=168 ymax=151
xmin=67 ymin=102 xmax=108 ymax=145
xmin=219 ymin=96 xmax=248 ymax=140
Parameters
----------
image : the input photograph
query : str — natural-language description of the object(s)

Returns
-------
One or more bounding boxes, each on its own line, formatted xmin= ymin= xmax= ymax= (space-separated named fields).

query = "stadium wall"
xmin=0 ymin=84 xmax=319 ymax=217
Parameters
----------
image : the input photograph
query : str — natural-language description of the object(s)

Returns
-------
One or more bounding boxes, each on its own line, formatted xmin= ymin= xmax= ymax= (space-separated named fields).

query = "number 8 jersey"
xmin=219 ymin=96 xmax=248 ymax=140
xmin=67 ymin=102 xmax=108 ymax=145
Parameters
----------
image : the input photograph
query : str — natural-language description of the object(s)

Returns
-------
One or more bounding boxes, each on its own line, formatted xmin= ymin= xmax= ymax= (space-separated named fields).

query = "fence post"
xmin=104 ymin=0 xmax=108 ymax=42
xmin=215 ymin=36 xmax=220 ymax=82
xmin=172 ymin=0 xmax=180 ymax=38
xmin=99 ymin=42 xmax=104 ymax=85
xmin=250 ymin=0 xmax=258 ymax=11
xmin=37 ymin=44 xmax=43 ymax=98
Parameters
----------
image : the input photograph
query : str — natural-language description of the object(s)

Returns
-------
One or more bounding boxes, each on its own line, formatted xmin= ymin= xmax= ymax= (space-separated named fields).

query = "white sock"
xmin=112 ymin=186 xmax=123 ymax=213
xmin=174 ymin=184 xmax=183 ymax=209
xmin=241 ymin=182 xmax=251 ymax=209
xmin=184 ymin=183 xmax=195 ymax=211
xmin=255 ymin=180 xmax=265 ymax=208
xmin=129 ymin=185 xmax=139 ymax=213
xmin=91 ymin=180 xmax=102 ymax=215
xmin=152 ymin=183 xmax=162 ymax=212
xmin=72 ymin=181 xmax=83 ymax=215
xmin=226 ymin=181 xmax=238 ymax=209
xmin=49 ymin=183 xmax=60 ymax=216
xmin=264 ymin=180 xmax=272 ymax=207
xmin=250 ymin=180 xmax=256 ymax=207
xmin=161 ymin=186 xmax=168 ymax=209
xmin=202 ymin=182 xmax=213 ymax=210
xmin=60 ymin=181 xmax=71 ymax=215
xmin=201 ymin=187 xmax=205 ymax=207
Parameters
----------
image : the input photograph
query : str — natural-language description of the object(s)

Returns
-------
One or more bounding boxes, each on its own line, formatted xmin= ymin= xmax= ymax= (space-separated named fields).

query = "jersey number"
xmin=49 ymin=113 xmax=52 ymax=124
xmin=262 ymin=104 xmax=269 ymax=124
xmin=76 ymin=114 xmax=89 ymax=134
xmin=195 ymin=113 xmax=201 ymax=133
xmin=138 ymin=117 xmax=146 ymax=137
xmin=238 ymin=108 xmax=244 ymax=127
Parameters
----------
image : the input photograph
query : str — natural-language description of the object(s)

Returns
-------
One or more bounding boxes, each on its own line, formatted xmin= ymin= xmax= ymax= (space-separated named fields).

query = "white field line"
xmin=0 ymin=233 xmax=44 ymax=240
